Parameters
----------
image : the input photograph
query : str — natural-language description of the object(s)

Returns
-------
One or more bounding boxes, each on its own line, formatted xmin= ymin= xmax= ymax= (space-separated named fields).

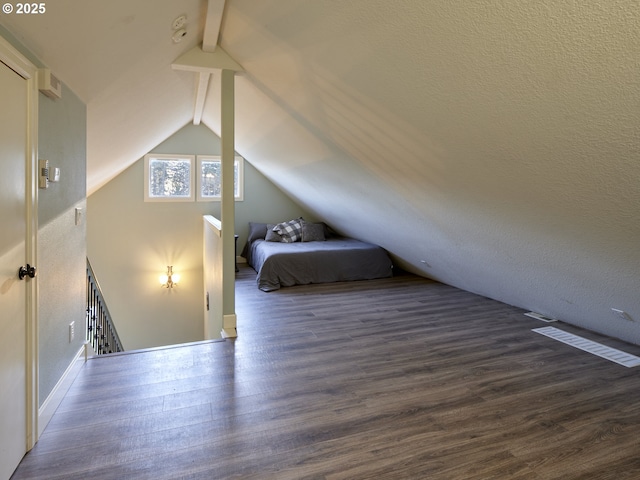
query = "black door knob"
xmin=18 ymin=264 xmax=37 ymax=280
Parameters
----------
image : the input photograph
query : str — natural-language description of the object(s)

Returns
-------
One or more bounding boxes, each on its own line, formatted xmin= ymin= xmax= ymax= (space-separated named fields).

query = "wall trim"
xmin=38 ymin=344 xmax=87 ymax=437
xmin=221 ymin=313 xmax=237 ymax=338
xmin=203 ymin=214 xmax=221 ymax=235
xmin=1 ymin=32 xmax=40 ymax=451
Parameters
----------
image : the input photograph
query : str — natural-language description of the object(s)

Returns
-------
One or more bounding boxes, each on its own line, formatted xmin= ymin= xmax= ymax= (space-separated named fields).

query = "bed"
xmin=242 ymin=220 xmax=393 ymax=292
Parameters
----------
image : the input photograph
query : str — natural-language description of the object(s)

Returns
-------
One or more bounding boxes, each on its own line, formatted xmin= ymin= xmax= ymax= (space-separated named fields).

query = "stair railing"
xmin=86 ymin=259 xmax=123 ymax=355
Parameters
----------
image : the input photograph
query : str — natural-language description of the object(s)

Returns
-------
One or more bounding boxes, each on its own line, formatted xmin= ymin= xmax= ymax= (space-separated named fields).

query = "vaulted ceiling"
xmin=2 ymin=1 xmax=640 ymax=344
xmin=1 ymin=0 xmax=215 ymax=192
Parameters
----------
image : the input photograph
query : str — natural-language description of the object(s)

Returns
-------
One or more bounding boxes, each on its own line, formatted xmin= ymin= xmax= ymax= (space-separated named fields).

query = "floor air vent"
xmin=524 ymin=312 xmax=557 ymax=322
xmin=533 ymin=326 xmax=640 ymax=368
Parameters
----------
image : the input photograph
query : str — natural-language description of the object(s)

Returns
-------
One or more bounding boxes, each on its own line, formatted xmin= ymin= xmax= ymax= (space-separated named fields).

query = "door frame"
xmin=0 ymin=35 xmax=39 ymax=450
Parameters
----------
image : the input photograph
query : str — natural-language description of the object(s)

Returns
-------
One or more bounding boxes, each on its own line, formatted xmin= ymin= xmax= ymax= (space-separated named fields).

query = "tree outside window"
xmin=197 ymin=156 xmax=244 ymax=201
xmin=143 ymin=154 xmax=243 ymax=202
xmin=144 ymin=154 xmax=195 ymax=202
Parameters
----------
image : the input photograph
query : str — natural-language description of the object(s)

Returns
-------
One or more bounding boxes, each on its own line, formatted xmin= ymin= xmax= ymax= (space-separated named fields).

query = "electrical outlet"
xmin=611 ymin=308 xmax=634 ymax=322
xmin=69 ymin=321 xmax=75 ymax=342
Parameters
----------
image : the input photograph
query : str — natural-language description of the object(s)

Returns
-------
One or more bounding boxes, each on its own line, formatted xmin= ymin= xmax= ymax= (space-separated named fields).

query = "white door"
xmin=0 ymin=58 xmax=29 ymax=480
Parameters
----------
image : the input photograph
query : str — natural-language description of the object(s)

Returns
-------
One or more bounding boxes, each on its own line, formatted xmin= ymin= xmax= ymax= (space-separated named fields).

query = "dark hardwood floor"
xmin=11 ymin=266 xmax=640 ymax=479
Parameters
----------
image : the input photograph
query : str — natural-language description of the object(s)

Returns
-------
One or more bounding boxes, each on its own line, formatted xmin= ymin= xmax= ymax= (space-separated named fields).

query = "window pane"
xmin=200 ymin=160 xmax=239 ymax=198
xmin=234 ymin=161 xmax=239 ymax=197
xmin=197 ymin=156 xmax=243 ymax=201
xmin=201 ymin=161 xmax=222 ymax=197
xmin=149 ymin=159 xmax=191 ymax=198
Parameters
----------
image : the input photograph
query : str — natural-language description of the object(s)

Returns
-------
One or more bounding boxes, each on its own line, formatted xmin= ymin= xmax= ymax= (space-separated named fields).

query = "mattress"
xmin=247 ymin=237 xmax=393 ymax=291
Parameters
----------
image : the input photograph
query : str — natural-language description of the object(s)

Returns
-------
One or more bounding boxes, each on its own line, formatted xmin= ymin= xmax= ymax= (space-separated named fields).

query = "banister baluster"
xmin=86 ymin=259 xmax=123 ymax=355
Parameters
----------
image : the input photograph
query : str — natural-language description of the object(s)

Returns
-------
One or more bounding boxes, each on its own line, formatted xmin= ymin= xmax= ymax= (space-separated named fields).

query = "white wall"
xmin=208 ymin=0 xmax=640 ymax=345
xmin=203 ymin=216 xmax=223 ymax=340
xmin=87 ymin=123 xmax=313 ymax=350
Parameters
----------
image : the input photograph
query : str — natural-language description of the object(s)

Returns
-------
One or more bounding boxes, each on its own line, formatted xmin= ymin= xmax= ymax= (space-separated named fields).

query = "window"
xmin=197 ymin=155 xmax=244 ymax=201
xmin=144 ymin=154 xmax=195 ymax=202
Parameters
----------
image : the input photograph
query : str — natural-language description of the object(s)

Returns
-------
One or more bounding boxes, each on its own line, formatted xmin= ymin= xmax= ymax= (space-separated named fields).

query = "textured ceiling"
xmin=211 ymin=0 xmax=640 ymax=344
xmin=2 ymin=0 xmax=640 ymax=344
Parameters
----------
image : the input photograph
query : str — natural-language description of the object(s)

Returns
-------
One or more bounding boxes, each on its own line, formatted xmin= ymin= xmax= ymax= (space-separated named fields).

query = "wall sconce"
xmin=159 ymin=266 xmax=180 ymax=288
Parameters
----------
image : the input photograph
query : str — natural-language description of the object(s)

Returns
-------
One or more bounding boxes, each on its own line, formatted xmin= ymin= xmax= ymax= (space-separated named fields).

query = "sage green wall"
xmin=37 ymin=85 xmax=87 ymax=406
xmin=87 ymin=123 xmax=313 ymax=350
xmin=0 ymin=25 xmax=88 ymax=407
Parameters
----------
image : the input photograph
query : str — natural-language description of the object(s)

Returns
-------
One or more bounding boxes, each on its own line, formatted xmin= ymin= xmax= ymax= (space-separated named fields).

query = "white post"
xmin=220 ymin=68 xmax=237 ymax=338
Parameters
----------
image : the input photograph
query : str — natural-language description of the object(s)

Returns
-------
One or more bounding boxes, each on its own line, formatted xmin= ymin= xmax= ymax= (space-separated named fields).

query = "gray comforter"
xmin=248 ymin=237 xmax=393 ymax=291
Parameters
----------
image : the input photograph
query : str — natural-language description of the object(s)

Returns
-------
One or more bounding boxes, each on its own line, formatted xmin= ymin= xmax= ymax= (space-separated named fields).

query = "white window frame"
xmin=144 ymin=154 xmax=195 ymax=202
xmin=197 ymin=155 xmax=244 ymax=202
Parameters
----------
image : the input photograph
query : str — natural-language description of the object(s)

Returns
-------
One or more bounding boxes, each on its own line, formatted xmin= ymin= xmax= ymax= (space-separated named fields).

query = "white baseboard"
xmin=221 ymin=328 xmax=237 ymax=338
xmin=221 ymin=313 xmax=237 ymax=338
xmin=38 ymin=343 xmax=88 ymax=437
